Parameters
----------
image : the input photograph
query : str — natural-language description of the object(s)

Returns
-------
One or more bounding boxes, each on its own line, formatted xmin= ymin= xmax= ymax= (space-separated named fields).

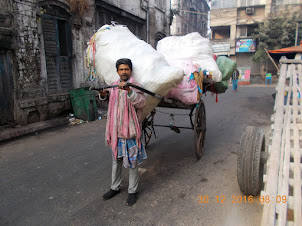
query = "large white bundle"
xmin=157 ymin=32 xmax=222 ymax=82
xmin=86 ymin=24 xmax=184 ymax=119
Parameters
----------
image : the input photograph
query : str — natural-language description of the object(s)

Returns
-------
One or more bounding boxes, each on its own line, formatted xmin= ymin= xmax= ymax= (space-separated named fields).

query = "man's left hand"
xmin=118 ymin=81 xmax=131 ymax=93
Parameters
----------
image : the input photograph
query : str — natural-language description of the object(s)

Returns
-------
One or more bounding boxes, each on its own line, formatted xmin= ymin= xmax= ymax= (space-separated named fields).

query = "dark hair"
xmin=116 ymin=58 xmax=132 ymax=71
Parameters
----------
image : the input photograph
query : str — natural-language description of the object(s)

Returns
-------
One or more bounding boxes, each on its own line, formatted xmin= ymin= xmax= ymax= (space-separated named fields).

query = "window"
xmin=240 ymin=0 xmax=246 ymax=6
xmin=212 ymin=0 xmax=236 ymax=9
xmin=239 ymin=26 xmax=247 ymax=37
xmin=247 ymin=25 xmax=258 ymax=36
xmin=184 ymin=24 xmax=188 ymax=34
xmin=238 ymin=25 xmax=258 ymax=37
xmin=204 ymin=23 xmax=208 ymax=35
xmin=58 ymin=20 xmax=68 ymax=56
xmin=276 ymin=0 xmax=299 ymax=4
xmin=212 ymin=26 xmax=230 ymax=39
xmin=240 ymin=0 xmax=264 ymax=6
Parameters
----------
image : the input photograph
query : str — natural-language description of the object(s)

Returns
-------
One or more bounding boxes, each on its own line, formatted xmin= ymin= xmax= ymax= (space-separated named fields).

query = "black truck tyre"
xmin=237 ymin=126 xmax=265 ymax=196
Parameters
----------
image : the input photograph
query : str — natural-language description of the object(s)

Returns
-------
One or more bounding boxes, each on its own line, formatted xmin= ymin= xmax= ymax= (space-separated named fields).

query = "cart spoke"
xmin=142 ymin=111 xmax=156 ymax=148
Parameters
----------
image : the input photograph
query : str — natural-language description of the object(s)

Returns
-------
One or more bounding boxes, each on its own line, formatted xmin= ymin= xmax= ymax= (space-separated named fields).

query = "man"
xmin=232 ymin=67 xmax=239 ymax=92
xmin=101 ymin=58 xmax=147 ymax=206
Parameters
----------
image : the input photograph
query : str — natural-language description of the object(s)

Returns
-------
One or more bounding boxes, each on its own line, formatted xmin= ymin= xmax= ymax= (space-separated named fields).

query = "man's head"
xmin=116 ymin=58 xmax=132 ymax=81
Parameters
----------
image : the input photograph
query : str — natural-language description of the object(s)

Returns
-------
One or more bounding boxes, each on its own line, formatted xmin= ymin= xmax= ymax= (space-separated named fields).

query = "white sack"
xmin=86 ymin=24 xmax=184 ymax=119
xmin=157 ymin=32 xmax=222 ymax=82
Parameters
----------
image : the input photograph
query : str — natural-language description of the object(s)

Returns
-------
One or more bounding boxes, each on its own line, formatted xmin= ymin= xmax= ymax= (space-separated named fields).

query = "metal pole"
xmin=295 ymin=23 xmax=299 ymax=46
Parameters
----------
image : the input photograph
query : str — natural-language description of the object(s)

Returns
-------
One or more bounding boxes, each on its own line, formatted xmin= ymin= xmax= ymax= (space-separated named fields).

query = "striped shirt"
xmin=232 ymin=69 xmax=239 ymax=80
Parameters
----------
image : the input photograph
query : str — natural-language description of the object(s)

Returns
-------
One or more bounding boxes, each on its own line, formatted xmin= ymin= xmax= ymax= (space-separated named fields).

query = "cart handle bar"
xmin=91 ymin=83 xmax=173 ymax=104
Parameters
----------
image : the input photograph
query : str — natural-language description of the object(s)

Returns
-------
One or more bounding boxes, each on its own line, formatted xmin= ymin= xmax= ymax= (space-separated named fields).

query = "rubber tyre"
xmin=194 ymin=101 xmax=206 ymax=160
xmin=237 ymin=126 xmax=265 ymax=196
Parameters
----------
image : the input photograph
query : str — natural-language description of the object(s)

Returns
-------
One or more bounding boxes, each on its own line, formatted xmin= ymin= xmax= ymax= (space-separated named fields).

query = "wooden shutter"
xmin=0 ymin=52 xmax=14 ymax=124
xmin=42 ymin=17 xmax=60 ymax=93
xmin=42 ymin=16 xmax=72 ymax=93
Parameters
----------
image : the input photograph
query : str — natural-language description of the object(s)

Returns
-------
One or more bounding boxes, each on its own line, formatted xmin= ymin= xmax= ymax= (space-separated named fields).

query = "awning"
xmin=268 ymin=45 xmax=302 ymax=54
xmin=268 ymin=45 xmax=302 ymax=60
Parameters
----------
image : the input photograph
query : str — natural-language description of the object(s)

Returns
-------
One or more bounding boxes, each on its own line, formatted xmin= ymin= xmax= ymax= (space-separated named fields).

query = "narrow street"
xmin=0 ymin=85 xmax=275 ymax=225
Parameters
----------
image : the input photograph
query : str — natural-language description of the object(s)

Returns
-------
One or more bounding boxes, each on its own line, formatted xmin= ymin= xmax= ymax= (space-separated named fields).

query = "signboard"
xmin=212 ymin=43 xmax=230 ymax=53
xmin=238 ymin=67 xmax=251 ymax=85
xmin=236 ymin=39 xmax=256 ymax=52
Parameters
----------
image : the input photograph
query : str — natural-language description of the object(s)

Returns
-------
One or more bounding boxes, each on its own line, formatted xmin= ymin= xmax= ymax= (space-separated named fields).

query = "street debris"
xmin=68 ymin=117 xmax=86 ymax=125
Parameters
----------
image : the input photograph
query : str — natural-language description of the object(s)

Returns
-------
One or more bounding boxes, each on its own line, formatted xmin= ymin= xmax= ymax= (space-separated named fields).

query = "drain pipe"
xmin=147 ymin=9 xmax=149 ymax=43
xmin=141 ymin=1 xmax=149 ymax=43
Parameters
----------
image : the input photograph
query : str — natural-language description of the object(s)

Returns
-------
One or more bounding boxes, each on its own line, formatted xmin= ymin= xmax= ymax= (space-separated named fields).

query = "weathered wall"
xmin=171 ymin=0 xmax=209 ymax=37
xmin=210 ymin=8 xmax=237 ymax=27
xmin=237 ymin=6 xmax=265 ymax=25
xmin=13 ymin=0 xmax=43 ymax=125
xmin=271 ymin=4 xmax=302 ymax=20
xmin=14 ymin=0 xmax=41 ymax=96
xmin=1 ymin=0 xmax=173 ymax=125
xmin=12 ymin=0 xmax=71 ymax=125
xmin=148 ymin=0 xmax=171 ymax=47
xmin=210 ymin=8 xmax=237 ymax=55
xmin=102 ymin=0 xmax=146 ymax=19
xmin=210 ymin=0 xmax=302 ymax=80
xmin=71 ymin=0 xmax=96 ymax=88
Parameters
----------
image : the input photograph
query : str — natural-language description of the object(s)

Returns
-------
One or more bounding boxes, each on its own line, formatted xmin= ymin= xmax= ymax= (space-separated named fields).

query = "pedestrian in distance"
xmin=232 ymin=66 xmax=239 ymax=92
xmin=100 ymin=58 xmax=147 ymax=206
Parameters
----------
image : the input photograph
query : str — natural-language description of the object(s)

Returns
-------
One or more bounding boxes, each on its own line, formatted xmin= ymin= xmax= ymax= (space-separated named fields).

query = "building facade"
xmin=0 ymin=0 xmax=171 ymax=126
xmin=171 ymin=0 xmax=210 ymax=37
xmin=210 ymin=0 xmax=302 ymax=83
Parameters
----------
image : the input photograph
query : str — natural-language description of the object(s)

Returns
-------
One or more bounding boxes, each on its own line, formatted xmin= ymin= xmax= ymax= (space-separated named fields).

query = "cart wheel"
xmin=194 ymin=100 xmax=206 ymax=160
xmin=237 ymin=126 xmax=266 ymax=196
xmin=142 ymin=111 xmax=155 ymax=148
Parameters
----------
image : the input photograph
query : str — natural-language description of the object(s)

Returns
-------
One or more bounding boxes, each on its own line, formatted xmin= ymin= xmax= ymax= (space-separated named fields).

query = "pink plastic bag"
xmin=165 ymin=59 xmax=199 ymax=105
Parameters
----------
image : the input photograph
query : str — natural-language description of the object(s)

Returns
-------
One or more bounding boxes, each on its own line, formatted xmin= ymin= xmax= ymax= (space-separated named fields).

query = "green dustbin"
xmin=69 ymin=87 xmax=98 ymax=121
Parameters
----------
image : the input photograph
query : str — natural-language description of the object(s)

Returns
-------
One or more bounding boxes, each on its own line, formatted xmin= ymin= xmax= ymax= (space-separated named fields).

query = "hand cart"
xmin=92 ymin=83 xmax=207 ymax=160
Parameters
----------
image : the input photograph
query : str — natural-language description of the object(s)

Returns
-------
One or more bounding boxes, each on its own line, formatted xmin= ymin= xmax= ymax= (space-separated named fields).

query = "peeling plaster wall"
xmin=13 ymin=0 xmax=44 ymax=125
xmin=271 ymin=3 xmax=302 ymax=20
xmin=171 ymin=0 xmax=209 ymax=37
xmin=3 ymin=0 xmax=174 ymax=125
xmin=72 ymin=0 xmax=96 ymax=88
xmin=12 ymin=0 xmax=71 ymax=125
xmin=101 ymin=0 xmax=146 ymax=19
xmin=148 ymin=0 xmax=171 ymax=48
xmin=14 ymin=0 xmax=42 ymax=97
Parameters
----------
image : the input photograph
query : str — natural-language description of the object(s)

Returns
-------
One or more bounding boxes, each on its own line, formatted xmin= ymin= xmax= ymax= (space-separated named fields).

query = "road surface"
xmin=0 ymin=85 xmax=275 ymax=225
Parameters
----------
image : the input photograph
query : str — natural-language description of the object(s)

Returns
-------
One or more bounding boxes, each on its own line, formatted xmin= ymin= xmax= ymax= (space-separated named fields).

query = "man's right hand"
xmin=99 ymin=90 xmax=107 ymax=97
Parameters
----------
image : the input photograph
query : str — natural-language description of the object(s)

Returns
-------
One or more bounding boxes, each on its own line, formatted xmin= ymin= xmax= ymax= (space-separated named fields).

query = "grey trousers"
xmin=111 ymin=158 xmax=139 ymax=194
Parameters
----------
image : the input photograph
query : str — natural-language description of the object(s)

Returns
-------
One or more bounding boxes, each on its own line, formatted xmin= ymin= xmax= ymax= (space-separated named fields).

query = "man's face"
xmin=117 ymin=64 xmax=131 ymax=81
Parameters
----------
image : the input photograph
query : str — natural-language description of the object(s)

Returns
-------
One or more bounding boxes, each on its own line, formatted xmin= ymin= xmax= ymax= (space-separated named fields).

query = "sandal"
xmin=103 ymin=189 xmax=120 ymax=200
xmin=126 ymin=193 xmax=137 ymax=206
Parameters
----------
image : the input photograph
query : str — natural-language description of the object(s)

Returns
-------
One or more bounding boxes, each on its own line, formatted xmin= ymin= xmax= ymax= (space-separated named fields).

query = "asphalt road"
xmin=0 ymin=85 xmax=276 ymax=225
